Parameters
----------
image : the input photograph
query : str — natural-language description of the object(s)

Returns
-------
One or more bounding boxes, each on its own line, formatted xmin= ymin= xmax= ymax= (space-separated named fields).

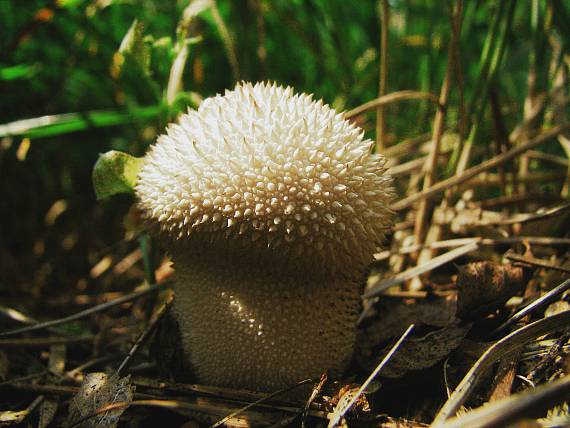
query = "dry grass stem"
xmin=392 ymin=124 xmax=569 ymax=211
xmin=0 ymin=282 xmax=168 ymax=337
xmin=432 ymin=310 xmax=570 ymax=425
xmin=375 ymin=0 xmax=389 ymax=150
xmin=413 ymin=0 xmax=462 ymax=246
xmin=327 ymin=324 xmax=414 ymax=428
xmin=438 ymin=374 xmax=570 ymax=428
xmin=364 ymin=242 xmax=478 ymax=299
xmin=344 ymin=90 xmax=439 ymax=119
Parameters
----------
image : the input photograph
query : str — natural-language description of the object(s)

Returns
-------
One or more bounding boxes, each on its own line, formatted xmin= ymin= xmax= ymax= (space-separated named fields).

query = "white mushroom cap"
xmin=136 ymin=82 xmax=394 ymax=274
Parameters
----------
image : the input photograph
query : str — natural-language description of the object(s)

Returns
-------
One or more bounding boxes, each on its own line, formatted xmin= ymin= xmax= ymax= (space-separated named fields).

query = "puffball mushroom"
xmin=136 ymin=82 xmax=394 ymax=392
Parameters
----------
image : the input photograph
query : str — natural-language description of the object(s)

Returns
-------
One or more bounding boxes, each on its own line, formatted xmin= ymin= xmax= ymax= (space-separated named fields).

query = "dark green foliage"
xmin=0 ymin=0 xmax=567 ymax=312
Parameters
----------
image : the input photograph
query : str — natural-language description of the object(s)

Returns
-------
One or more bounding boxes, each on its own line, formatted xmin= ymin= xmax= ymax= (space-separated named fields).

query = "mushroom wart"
xmin=135 ymin=82 xmax=394 ymax=392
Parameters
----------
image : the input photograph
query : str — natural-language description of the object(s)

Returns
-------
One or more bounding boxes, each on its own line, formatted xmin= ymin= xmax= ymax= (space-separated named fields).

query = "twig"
xmin=132 ymin=377 xmax=274 ymax=402
xmin=0 ymin=336 xmax=93 ymax=347
xmin=475 ymin=192 xmax=562 ymax=209
xmin=3 ymin=382 xmax=80 ymax=396
xmin=327 ymin=324 xmax=414 ymax=428
xmin=388 ymin=156 xmax=427 ymax=177
xmin=364 ymin=242 xmax=479 ymax=299
xmin=344 ymin=90 xmax=440 ymax=119
xmin=67 ymin=355 xmax=123 ymax=382
xmin=392 ymin=124 xmax=569 ymax=211
xmin=437 ymin=374 xmax=570 ymax=428
xmin=478 ymin=201 xmax=570 ymax=226
xmin=490 ymin=278 xmax=570 ymax=337
xmin=210 ymin=378 xmax=314 ymax=428
xmin=0 ymin=282 xmax=168 ymax=337
xmin=458 ymin=171 xmax=567 ymax=188
xmin=269 ymin=374 xmax=329 ymax=428
xmin=505 ymin=251 xmax=570 ymax=274
xmin=431 ymin=310 xmax=570 ymax=425
xmin=383 ymin=131 xmax=432 ymax=158
xmin=527 ymin=330 xmax=570 ymax=383
xmin=116 ymin=292 xmax=174 ymax=376
xmin=526 ymin=149 xmax=570 ymax=167
xmin=301 ymin=373 xmax=327 ymax=428
xmin=68 ymin=395 xmax=329 ymax=428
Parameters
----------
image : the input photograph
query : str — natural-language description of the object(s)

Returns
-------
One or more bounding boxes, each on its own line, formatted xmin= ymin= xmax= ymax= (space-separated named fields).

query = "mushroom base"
xmin=170 ymin=247 xmax=362 ymax=393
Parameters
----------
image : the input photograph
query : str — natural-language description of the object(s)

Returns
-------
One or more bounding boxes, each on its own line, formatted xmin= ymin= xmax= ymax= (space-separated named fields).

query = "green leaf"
xmin=92 ymin=151 xmax=143 ymax=200
xmin=0 ymin=105 xmax=162 ymax=139
xmin=117 ymin=19 xmax=151 ymax=76
xmin=0 ymin=63 xmax=38 ymax=81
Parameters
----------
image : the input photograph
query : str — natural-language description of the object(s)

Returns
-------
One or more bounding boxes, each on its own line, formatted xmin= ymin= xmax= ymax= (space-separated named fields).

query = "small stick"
xmin=3 ymin=382 xmax=80 ymax=396
xmin=0 ymin=370 xmax=48 ymax=387
xmin=327 ymin=324 xmax=414 ymax=428
xmin=0 ymin=336 xmax=93 ymax=347
xmin=490 ymin=277 xmax=570 ymax=337
xmin=67 ymin=354 xmax=123 ymax=382
xmin=505 ymin=251 xmax=570 ymax=274
xmin=301 ymin=373 xmax=327 ymax=428
xmin=0 ymin=282 xmax=168 ymax=337
xmin=364 ymin=241 xmax=478 ymax=299
xmin=116 ymin=293 xmax=173 ymax=376
xmin=383 ymin=131 xmax=432 ymax=158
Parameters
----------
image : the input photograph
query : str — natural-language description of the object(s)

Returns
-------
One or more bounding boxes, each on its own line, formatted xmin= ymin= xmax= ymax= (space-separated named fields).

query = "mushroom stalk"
xmin=172 ymin=243 xmax=361 ymax=391
xmin=136 ymin=82 xmax=394 ymax=392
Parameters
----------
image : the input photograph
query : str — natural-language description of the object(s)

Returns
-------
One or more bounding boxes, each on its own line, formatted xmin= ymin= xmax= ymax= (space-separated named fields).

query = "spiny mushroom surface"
xmin=136 ymin=82 xmax=394 ymax=392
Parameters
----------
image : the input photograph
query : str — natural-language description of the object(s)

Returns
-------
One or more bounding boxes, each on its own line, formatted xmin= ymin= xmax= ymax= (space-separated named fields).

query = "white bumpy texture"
xmin=136 ymin=82 xmax=394 ymax=392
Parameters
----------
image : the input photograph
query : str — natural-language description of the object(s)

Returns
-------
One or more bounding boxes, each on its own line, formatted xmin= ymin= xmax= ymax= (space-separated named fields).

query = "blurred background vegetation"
xmin=0 ymin=0 xmax=568 ymax=313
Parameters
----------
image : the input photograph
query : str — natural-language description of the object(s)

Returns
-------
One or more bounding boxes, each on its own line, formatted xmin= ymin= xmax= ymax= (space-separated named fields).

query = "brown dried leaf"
xmin=359 ymin=294 xmax=458 ymax=345
xmin=38 ymin=399 xmax=58 ymax=428
xmin=0 ymin=409 xmax=30 ymax=425
xmin=67 ymin=373 xmax=134 ymax=428
xmin=326 ymin=384 xmax=371 ymax=428
xmin=357 ymin=295 xmax=469 ymax=377
xmin=545 ymin=301 xmax=570 ymax=317
xmin=456 ymin=261 xmax=526 ymax=321
xmin=377 ymin=323 xmax=471 ymax=378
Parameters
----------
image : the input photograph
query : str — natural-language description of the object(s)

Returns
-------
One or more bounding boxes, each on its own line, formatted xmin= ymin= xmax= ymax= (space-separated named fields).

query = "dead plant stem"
xmin=376 ymin=0 xmax=389 ymax=150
